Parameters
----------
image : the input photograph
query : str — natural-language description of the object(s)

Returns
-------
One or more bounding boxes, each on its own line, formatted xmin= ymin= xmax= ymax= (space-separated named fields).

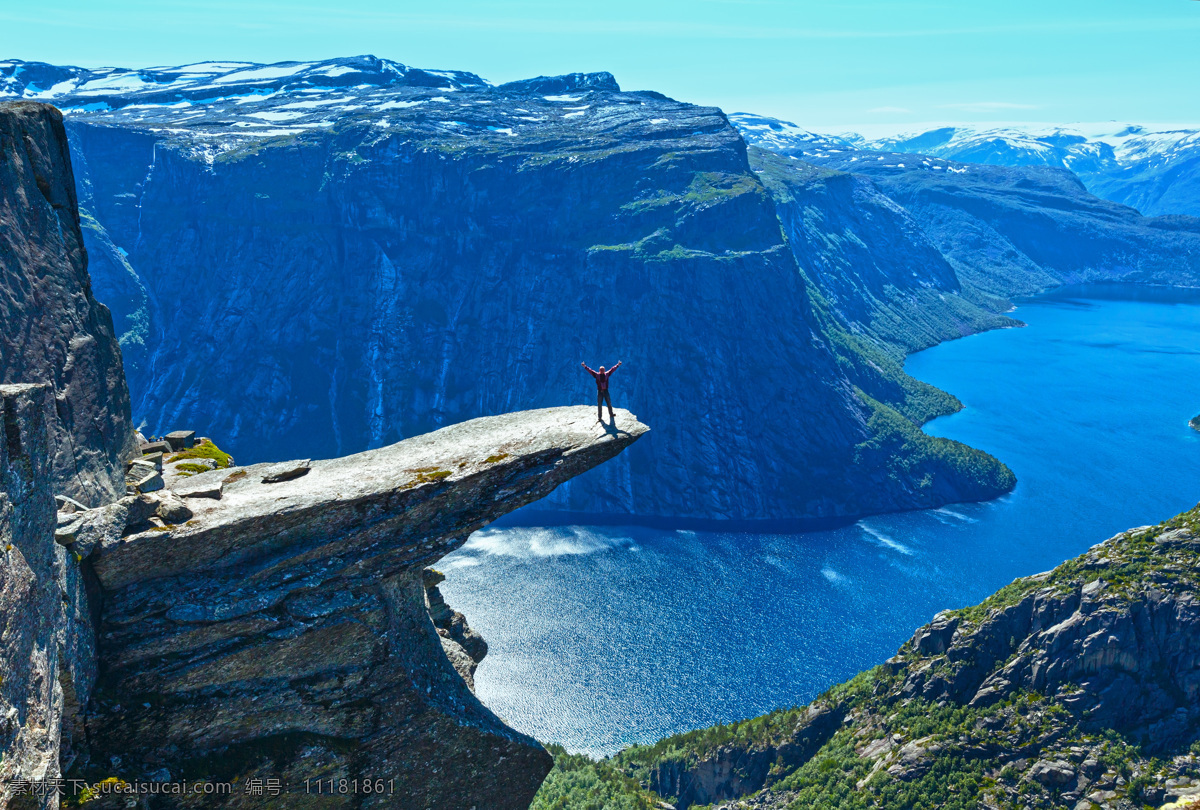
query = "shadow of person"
xmin=602 ymin=418 xmax=630 ymax=437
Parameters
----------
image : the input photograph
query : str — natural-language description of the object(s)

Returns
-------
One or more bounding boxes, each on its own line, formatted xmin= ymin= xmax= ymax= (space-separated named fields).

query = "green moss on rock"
xmin=168 ymin=439 xmax=233 ymax=469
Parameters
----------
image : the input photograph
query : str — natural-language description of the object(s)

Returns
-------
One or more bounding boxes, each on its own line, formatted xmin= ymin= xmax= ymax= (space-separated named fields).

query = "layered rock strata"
xmin=0 ymin=101 xmax=135 ymax=505
xmin=0 ymin=384 xmax=99 ymax=809
xmin=81 ymin=407 xmax=646 ymax=808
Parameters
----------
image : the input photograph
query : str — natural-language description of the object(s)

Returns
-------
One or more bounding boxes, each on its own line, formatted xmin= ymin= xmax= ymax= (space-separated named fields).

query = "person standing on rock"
xmin=582 ymin=360 xmax=622 ymax=422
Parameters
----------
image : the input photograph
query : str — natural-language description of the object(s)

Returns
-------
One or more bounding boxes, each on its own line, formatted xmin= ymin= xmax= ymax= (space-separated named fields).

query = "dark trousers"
xmin=597 ymin=389 xmax=613 ymax=418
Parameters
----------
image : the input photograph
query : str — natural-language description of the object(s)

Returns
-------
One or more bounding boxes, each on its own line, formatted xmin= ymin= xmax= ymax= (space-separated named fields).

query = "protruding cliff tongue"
xmin=86 ymin=406 xmax=647 ymax=809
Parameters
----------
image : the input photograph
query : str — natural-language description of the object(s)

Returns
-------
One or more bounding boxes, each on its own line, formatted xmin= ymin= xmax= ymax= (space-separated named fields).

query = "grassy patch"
xmin=400 ymin=469 xmax=454 ymax=490
xmin=169 ymin=439 xmax=233 ymax=469
xmin=485 ymin=453 xmax=511 ymax=464
xmin=620 ymin=170 xmax=761 ymax=214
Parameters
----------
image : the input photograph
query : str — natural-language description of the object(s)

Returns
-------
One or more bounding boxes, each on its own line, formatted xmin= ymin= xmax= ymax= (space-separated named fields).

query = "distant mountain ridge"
xmin=17 ymin=55 xmax=1015 ymax=524
xmin=11 ymin=55 xmax=1200 ymax=523
xmin=731 ymin=112 xmax=1200 ymax=217
xmin=0 ymin=55 xmax=621 ymax=121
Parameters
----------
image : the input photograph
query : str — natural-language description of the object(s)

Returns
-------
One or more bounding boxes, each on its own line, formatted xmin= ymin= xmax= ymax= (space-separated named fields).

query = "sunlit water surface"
xmin=440 ymin=285 xmax=1200 ymax=756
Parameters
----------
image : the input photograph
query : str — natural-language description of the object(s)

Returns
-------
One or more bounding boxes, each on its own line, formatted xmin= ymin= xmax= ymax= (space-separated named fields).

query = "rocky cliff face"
xmin=609 ymin=504 xmax=1200 ymax=810
xmin=0 ymin=102 xmax=650 ymax=809
xmin=748 ymin=148 xmax=1014 ymax=357
xmin=0 ymin=101 xmax=135 ymax=505
xmin=7 ymin=56 xmax=1013 ymax=523
xmin=0 ymin=384 xmax=100 ymax=807
xmin=3 ymin=403 xmax=649 ymax=810
xmin=737 ymin=121 xmax=1200 ymax=306
xmin=74 ymin=406 xmax=646 ymax=808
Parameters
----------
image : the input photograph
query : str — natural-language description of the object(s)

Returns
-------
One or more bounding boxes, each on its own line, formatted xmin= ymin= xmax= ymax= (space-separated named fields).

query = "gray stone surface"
xmin=0 ymin=102 xmax=135 ymax=506
xmin=163 ymin=430 xmax=195 ymax=450
xmin=0 ymin=384 xmax=98 ymax=809
xmin=83 ymin=405 xmax=646 ymax=808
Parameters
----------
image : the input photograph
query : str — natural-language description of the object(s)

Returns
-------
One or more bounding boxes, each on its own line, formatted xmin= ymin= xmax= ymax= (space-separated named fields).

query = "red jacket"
xmin=583 ymin=361 xmax=621 ymax=391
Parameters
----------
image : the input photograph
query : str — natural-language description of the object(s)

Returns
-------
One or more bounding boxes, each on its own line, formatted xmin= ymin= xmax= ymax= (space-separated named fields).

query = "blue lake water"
xmin=440 ymin=284 xmax=1200 ymax=756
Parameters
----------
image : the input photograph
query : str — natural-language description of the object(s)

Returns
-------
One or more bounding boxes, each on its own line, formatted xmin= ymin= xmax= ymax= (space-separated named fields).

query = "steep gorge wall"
xmin=0 ymin=102 xmax=135 ymax=505
xmin=0 ymin=384 xmax=99 ymax=806
xmin=66 ymin=98 xmax=1011 ymax=524
xmin=0 ymin=100 xmax=130 ymax=808
xmin=798 ymin=150 xmax=1200 ymax=301
xmin=1 ymin=101 xmax=652 ymax=809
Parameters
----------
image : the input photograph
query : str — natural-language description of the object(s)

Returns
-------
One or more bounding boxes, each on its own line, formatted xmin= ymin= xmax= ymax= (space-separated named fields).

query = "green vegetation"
xmin=620 ymin=171 xmax=763 ymax=215
xmin=173 ymin=462 xmax=212 ymax=477
xmin=401 ymin=468 xmax=454 ymax=489
xmin=530 ymin=746 xmax=663 ymax=810
xmin=853 ymin=393 xmax=1016 ymax=502
xmin=828 ymin=330 xmax=960 ymax=424
xmin=484 ymin=453 xmax=511 ymax=463
xmin=619 ymin=705 xmax=808 ymax=772
xmin=955 ymin=502 xmax=1200 ymax=623
xmin=168 ymin=439 xmax=233 ymax=469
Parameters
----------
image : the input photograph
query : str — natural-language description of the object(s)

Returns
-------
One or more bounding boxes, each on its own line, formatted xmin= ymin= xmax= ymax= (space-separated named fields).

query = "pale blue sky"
xmin=3 ymin=0 xmax=1198 ymax=132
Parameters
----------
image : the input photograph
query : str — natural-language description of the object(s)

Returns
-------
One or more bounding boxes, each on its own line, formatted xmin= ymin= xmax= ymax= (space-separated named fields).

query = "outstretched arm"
xmin=609 ymin=361 xmax=622 ymax=374
xmin=582 ymin=363 xmax=598 ymax=376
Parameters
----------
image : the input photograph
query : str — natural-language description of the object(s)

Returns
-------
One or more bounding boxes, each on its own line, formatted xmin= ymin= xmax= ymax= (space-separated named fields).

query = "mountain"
xmin=868 ymin=123 xmax=1200 ymax=219
xmin=536 ymin=503 xmax=1200 ymax=810
xmin=734 ymin=114 xmax=1200 ymax=306
xmin=1 ymin=56 xmax=1015 ymax=524
xmin=730 ymin=113 xmax=1200 ymax=218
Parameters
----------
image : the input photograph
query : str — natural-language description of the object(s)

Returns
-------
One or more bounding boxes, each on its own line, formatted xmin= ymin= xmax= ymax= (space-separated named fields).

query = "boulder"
xmin=164 ymin=430 xmax=195 ymax=450
xmin=55 ymin=494 xmax=89 ymax=513
xmin=139 ymin=451 xmax=164 ymax=472
xmin=125 ymin=468 xmax=163 ymax=494
xmin=140 ymin=440 xmax=171 ymax=455
xmin=259 ymin=459 xmax=311 ymax=484
xmin=1029 ymin=759 xmax=1076 ymax=787
xmin=154 ymin=490 xmax=193 ymax=524
xmin=173 ymin=474 xmax=224 ymax=500
xmin=55 ymin=514 xmax=83 ymax=546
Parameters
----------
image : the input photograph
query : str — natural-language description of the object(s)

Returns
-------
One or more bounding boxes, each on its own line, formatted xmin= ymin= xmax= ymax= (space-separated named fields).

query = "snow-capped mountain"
xmin=0 ymin=55 xmax=623 ymax=144
xmin=0 ymin=55 xmax=491 ymax=106
xmin=726 ymin=112 xmax=858 ymax=154
xmin=732 ymin=113 xmax=1200 ymax=217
